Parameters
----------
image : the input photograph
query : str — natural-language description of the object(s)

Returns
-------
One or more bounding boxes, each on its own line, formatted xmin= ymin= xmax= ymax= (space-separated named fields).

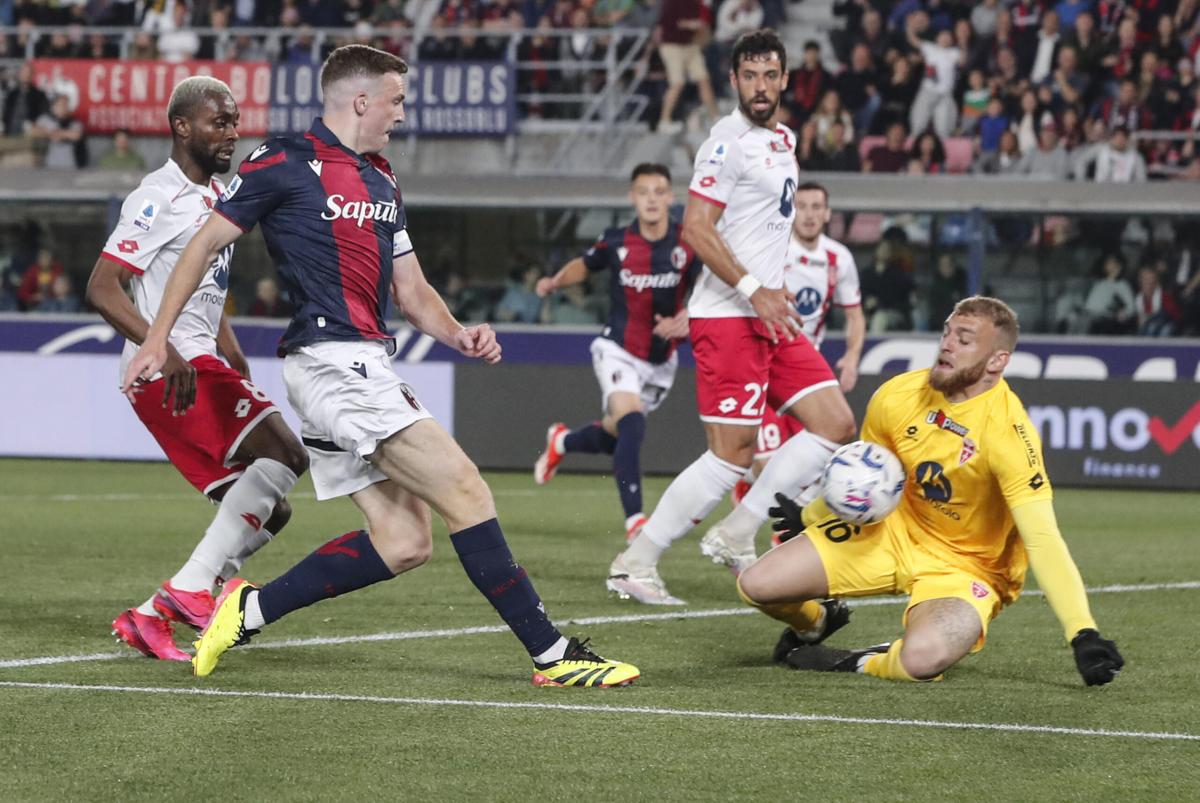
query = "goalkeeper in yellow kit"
xmin=737 ymin=297 xmax=1124 ymax=685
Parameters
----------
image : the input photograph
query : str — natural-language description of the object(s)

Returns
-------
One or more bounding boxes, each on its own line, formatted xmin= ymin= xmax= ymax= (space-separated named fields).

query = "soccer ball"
xmin=820 ymin=440 xmax=906 ymax=525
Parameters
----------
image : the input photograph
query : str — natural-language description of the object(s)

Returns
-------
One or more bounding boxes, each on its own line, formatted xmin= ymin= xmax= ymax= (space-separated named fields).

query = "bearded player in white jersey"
xmin=86 ymin=76 xmax=308 ymax=661
xmin=606 ymin=30 xmax=856 ymax=607
xmin=727 ymin=183 xmax=866 ymax=544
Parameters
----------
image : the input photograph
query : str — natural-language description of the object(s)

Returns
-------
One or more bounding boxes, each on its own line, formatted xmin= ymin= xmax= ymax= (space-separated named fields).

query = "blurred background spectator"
xmin=17 ymin=246 xmax=63 ymax=310
xmin=247 ymin=277 xmax=293 ymax=318
xmin=97 ymin=129 xmax=146 ymax=171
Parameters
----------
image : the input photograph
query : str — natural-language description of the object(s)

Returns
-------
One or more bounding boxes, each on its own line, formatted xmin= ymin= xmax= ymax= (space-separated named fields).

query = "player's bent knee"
xmin=264 ymin=497 xmax=292 ymax=535
xmin=899 ymin=631 xmax=969 ymax=679
xmin=279 ymin=442 xmax=310 ymax=477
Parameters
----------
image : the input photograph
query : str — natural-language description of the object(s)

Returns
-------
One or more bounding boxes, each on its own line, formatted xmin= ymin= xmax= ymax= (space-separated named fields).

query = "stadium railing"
xmin=0 ymin=23 xmax=652 ymax=151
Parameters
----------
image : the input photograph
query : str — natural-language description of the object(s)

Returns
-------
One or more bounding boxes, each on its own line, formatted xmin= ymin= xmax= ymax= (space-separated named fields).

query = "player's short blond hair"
xmin=167 ymin=76 xmax=233 ymax=127
xmin=952 ymin=296 xmax=1020 ymax=351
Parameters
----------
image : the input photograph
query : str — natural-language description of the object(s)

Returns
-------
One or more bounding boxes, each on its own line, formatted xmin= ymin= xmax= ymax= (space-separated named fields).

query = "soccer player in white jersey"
xmin=606 ymin=30 xmax=857 ymax=606
xmin=86 ymin=76 xmax=307 ymax=661
xmin=725 ymin=183 xmax=866 ymax=544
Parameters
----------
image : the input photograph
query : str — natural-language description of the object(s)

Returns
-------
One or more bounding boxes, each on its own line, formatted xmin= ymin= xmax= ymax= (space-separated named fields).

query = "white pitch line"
xmin=0 ymin=681 xmax=1194 ymax=743
xmin=1 ymin=581 xmax=1196 ymax=671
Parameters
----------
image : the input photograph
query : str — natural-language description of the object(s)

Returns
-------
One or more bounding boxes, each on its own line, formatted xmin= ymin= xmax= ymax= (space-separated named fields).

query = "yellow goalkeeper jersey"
xmin=861 ymin=369 xmax=1054 ymax=603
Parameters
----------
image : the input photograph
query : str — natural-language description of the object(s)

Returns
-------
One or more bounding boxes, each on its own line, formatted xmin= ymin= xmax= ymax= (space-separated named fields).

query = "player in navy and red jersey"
xmin=532 ymin=163 xmax=702 ymax=542
xmin=123 ymin=44 xmax=639 ymax=687
xmin=87 ymin=76 xmax=307 ymax=662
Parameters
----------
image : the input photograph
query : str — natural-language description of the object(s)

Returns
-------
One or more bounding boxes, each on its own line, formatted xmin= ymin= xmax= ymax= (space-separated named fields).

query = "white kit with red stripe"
xmin=686 ymin=109 xmax=799 ymax=319
xmin=101 ymin=158 xmax=233 ymax=377
xmin=782 ymin=233 xmax=861 ymax=347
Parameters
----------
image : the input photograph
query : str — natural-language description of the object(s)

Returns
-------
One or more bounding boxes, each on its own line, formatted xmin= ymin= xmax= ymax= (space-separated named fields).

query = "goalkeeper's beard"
xmin=929 ymin=355 xmax=989 ymax=397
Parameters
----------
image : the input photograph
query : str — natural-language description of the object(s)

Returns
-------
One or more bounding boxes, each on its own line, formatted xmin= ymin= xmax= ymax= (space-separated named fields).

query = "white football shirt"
xmin=687 ymin=109 xmax=800 ymax=318
xmin=101 ymin=159 xmax=234 ymax=376
xmin=781 ymin=233 xmax=861 ymax=347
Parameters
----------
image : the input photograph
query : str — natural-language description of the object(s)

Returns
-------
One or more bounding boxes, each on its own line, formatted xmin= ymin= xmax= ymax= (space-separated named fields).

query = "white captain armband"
xmin=393 ymin=229 xmax=413 ymax=258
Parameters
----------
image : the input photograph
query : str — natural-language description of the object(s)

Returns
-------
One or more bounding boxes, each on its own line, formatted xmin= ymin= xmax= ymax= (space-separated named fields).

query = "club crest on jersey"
xmin=959 ymin=437 xmax=977 ymax=465
xmin=133 ymin=198 xmax=160 ymax=231
xmin=927 ymin=409 xmax=969 ymax=438
xmin=220 ymin=175 xmax=242 ymax=202
xmin=707 ymin=142 xmax=728 ymax=165
xmin=617 ymin=246 xmax=628 ymax=264
xmin=321 ymin=194 xmax=399 ymax=228
xmin=671 ymin=246 xmax=688 ymax=270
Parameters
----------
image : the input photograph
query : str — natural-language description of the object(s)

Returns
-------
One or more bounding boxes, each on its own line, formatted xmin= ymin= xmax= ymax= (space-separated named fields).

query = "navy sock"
xmin=563 ymin=422 xmax=617 ymax=455
xmin=613 ymin=412 xmax=647 ymax=518
xmin=257 ymin=530 xmax=393 ymax=625
xmin=450 ymin=518 xmax=562 ymax=657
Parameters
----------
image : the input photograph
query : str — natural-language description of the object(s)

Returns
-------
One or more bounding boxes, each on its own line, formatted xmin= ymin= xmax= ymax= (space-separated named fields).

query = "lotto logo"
xmin=699 ymin=176 xmax=716 ymax=188
xmin=117 ymin=240 xmax=139 ymax=254
xmin=718 ymin=397 xmax=738 ymax=413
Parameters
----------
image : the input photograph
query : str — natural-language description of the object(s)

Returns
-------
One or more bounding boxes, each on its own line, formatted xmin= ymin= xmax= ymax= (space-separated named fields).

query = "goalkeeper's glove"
xmin=1070 ymin=629 xmax=1124 ymax=686
xmin=768 ymin=492 xmax=806 ymax=543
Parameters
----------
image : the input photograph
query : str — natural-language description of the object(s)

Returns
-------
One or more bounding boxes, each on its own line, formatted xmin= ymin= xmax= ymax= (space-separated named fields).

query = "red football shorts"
xmin=690 ymin=316 xmax=837 ymax=425
xmin=131 ymin=355 xmax=279 ymax=495
xmin=756 ymin=405 xmax=806 ymax=458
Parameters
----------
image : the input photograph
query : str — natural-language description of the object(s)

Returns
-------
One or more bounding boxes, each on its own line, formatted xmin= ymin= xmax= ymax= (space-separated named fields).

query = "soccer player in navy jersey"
xmin=122 ymin=45 xmax=639 ymax=687
xmin=532 ymin=163 xmax=702 ymax=542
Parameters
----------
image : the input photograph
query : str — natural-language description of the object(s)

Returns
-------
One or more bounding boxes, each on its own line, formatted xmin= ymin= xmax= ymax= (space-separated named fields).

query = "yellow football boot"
xmin=192 ymin=578 xmax=259 ymax=677
xmin=532 ymin=637 xmax=640 ymax=688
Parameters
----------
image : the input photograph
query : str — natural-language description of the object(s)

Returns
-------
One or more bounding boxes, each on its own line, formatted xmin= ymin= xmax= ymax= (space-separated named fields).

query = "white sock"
xmin=136 ymin=596 xmax=160 ymax=617
xmin=739 ymin=431 xmax=840 ymax=521
xmin=243 ymin=589 xmax=266 ymax=630
xmin=628 ymin=450 xmax=745 ymax=569
xmin=170 ymin=459 xmax=298 ymax=592
xmin=532 ymin=636 xmax=570 ymax=665
xmin=217 ymin=528 xmax=274 ymax=584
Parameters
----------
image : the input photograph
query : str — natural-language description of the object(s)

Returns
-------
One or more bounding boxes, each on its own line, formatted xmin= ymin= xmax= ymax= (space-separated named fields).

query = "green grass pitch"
xmin=1 ymin=458 xmax=1197 ymax=801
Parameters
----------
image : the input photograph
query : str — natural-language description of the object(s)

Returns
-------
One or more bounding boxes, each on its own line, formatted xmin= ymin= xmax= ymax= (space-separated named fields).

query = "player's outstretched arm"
xmin=1012 ymin=499 xmax=1124 ymax=686
xmin=392 ymin=251 xmax=501 ymax=364
xmin=120 ymin=214 xmax=244 ymax=397
xmin=88 ymin=257 xmax=197 ymax=414
xmin=535 ymin=257 xmax=587 ymax=298
xmin=681 ymin=195 xmax=801 ymax=342
xmin=836 ymin=305 xmax=866 ymax=392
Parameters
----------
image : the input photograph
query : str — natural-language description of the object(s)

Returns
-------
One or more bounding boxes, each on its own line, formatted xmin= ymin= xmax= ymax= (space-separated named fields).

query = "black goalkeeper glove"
xmin=1070 ymin=629 xmax=1124 ymax=686
xmin=767 ymin=492 xmax=806 ymax=543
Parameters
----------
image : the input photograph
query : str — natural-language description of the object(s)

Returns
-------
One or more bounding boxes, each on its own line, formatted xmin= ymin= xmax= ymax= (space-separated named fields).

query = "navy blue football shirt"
xmin=215 ymin=118 xmax=412 ymax=355
xmin=582 ymin=220 xmax=701 ymax=365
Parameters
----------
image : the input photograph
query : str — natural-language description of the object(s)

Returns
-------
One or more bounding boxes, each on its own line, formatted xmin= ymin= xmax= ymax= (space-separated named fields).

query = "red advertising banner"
xmin=30 ymin=59 xmax=272 ymax=135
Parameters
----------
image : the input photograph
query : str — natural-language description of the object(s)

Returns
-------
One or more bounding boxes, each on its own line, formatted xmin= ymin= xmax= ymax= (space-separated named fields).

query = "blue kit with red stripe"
xmin=581 ymin=220 xmax=702 ymax=365
xmin=215 ymin=118 xmax=412 ymax=356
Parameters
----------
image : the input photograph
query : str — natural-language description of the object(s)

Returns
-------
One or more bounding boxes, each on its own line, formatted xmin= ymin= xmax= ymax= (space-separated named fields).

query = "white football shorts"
xmin=589 ymin=336 xmax=677 ymax=414
xmin=283 ymin=339 xmax=433 ymax=500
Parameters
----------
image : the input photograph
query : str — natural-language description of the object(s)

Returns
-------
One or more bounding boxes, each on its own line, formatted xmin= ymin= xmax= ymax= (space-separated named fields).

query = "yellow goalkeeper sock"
xmin=861 ymin=639 xmax=941 ymax=682
xmin=736 ymin=578 xmax=825 ymax=634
